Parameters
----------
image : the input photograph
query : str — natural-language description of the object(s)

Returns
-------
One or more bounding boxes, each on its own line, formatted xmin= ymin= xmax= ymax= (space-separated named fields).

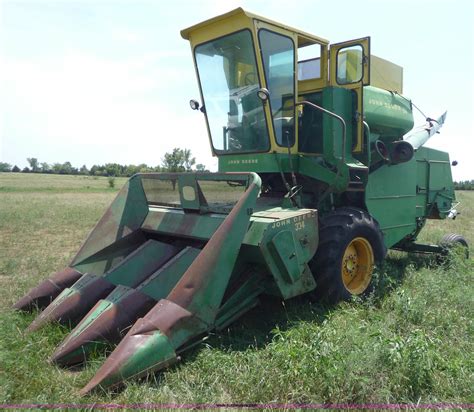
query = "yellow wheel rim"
xmin=341 ymin=237 xmax=374 ymax=295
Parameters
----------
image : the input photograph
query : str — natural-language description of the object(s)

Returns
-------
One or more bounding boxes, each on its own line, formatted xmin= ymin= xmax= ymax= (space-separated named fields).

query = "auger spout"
xmin=403 ymin=112 xmax=447 ymax=150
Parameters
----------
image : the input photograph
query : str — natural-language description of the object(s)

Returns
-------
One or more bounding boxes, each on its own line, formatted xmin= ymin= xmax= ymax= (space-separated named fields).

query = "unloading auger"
xmin=14 ymin=8 xmax=467 ymax=394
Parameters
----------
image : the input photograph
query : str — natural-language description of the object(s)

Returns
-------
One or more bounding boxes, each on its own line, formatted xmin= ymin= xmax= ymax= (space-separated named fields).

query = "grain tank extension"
xmin=13 ymin=8 xmax=467 ymax=394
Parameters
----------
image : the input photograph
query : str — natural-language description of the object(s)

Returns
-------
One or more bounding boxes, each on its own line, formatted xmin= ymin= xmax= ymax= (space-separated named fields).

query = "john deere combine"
xmin=14 ymin=8 xmax=467 ymax=394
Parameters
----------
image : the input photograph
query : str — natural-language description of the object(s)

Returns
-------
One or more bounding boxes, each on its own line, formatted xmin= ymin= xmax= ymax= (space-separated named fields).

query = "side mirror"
xmin=452 ymin=160 xmax=458 ymax=166
xmin=257 ymin=88 xmax=270 ymax=102
xmin=189 ymin=99 xmax=200 ymax=110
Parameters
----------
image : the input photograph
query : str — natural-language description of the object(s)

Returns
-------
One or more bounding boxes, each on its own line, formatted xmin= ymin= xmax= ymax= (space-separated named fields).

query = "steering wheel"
xmin=244 ymin=72 xmax=257 ymax=86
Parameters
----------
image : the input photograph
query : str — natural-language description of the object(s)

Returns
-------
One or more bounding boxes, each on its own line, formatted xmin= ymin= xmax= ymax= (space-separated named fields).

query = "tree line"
xmin=1 ymin=157 xmax=472 ymax=189
xmin=453 ymin=180 xmax=474 ymax=190
xmin=0 ymin=148 xmax=209 ymax=177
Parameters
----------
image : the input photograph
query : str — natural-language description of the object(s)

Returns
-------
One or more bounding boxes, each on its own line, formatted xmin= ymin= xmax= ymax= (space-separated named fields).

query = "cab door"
xmin=329 ymin=37 xmax=370 ymax=154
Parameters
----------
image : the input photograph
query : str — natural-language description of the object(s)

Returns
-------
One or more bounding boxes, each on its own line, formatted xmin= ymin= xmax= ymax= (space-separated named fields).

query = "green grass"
xmin=0 ymin=173 xmax=472 ymax=405
xmin=0 ymin=172 xmax=128 ymax=193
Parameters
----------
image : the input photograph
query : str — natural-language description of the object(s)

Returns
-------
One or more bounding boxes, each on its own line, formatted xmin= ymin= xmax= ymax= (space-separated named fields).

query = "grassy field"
xmin=0 ymin=172 xmax=472 ymax=406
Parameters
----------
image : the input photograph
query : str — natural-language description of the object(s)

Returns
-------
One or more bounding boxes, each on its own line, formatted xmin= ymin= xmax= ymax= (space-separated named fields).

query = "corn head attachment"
xmin=15 ymin=172 xmax=319 ymax=393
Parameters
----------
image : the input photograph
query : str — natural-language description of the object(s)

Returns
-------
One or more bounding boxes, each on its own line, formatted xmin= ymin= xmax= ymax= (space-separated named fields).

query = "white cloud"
xmin=1 ymin=0 xmax=472 ymax=180
xmin=2 ymin=52 xmax=215 ymax=169
xmin=113 ymin=29 xmax=142 ymax=45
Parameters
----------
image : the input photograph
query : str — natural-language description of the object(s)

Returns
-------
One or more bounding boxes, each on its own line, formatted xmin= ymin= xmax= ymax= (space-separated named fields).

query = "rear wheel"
xmin=439 ymin=233 xmax=469 ymax=260
xmin=311 ymin=207 xmax=386 ymax=303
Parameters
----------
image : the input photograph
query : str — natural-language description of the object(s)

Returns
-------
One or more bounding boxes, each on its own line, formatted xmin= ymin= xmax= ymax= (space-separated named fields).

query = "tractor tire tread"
xmin=310 ymin=207 xmax=386 ymax=303
xmin=438 ymin=233 xmax=469 ymax=259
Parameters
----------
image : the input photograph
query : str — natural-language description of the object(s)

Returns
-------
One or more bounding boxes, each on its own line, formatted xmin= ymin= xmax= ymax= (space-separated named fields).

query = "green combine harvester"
xmin=14 ymin=8 xmax=467 ymax=394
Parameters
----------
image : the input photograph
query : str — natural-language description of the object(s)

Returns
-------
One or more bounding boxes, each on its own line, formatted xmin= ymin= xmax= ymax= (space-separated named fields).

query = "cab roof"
xmin=180 ymin=7 xmax=329 ymax=46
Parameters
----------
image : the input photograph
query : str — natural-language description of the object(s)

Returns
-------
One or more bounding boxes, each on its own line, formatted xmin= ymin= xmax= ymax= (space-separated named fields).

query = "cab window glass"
xmin=258 ymin=29 xmax=295 ymax=147
xmin=195 ymin=30 xmax=270 ymax=154
xmin=337 ymin=44 xmax=363 ymax=84
xmin=298 ymin=43 xmax=321 ymax=80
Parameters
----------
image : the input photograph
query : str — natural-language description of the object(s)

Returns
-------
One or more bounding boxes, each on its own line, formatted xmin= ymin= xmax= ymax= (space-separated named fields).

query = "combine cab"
xmin=14 ymin=8 xmax=467 ymax=394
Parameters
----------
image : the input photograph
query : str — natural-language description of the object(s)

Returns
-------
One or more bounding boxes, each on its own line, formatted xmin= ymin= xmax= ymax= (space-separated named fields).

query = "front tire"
xmin=311 ymin=207 xmax=386 ymax=303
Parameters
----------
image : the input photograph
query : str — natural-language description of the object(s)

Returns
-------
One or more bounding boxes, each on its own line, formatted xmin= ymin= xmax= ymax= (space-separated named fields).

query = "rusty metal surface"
xmin=16 ymin=171 xmax=280 ymax=394
xmin=130 ymin=299 xmax=195 ymax=338
xmin=51 ymin=288 xmax=155 ymax=366
xmin=70 ymin=177 xmax=149 ymax=270
xmin=26 ymin=238 xmax=179 ymax=333
xmin=167 ymin=182 xmax=259 ymax=320
xmin=78 ymin=330 xmax=177 ymax=395
xmin=78 ymin=301 xmax=184 ymax=394
xmin=141 ymin=207 xmax=225 ymax=241
xmin=52 ymin=247 xmax=201 ymax=366
xmin=104 ymin=239 xmax=180 ymax=288
xmin=12 ymin=267 xmax=82 ymax=311
xmin=72 ymin=230 xmax=147 ymax=277
xmin=79 ymin=173 xmax=262 ymax=392
xmin=26 ymin=276 xmax=115 ymax=332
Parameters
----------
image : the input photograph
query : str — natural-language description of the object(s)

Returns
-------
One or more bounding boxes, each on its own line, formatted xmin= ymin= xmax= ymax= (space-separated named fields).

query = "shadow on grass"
xmin=138 ymin=250 xmax=438 ymax=392
xmin=204 ymin=251 xmax=436 ymax=352
xmin=37 ymin=250 xmax=436 ymax=395
xmin=370 ymin=251 xmax=437 ymax=302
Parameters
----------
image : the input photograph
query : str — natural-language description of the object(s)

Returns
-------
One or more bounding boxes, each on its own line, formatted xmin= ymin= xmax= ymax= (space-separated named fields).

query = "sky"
xmin=1 ymin=0 xmax=473 ymax=180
